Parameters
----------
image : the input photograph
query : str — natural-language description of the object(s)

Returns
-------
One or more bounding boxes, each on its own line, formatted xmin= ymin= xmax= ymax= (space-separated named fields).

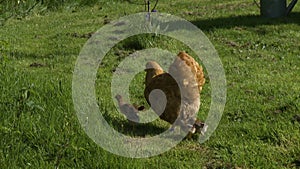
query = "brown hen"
xmin=144 ymin=51 xmax=206 ymax=135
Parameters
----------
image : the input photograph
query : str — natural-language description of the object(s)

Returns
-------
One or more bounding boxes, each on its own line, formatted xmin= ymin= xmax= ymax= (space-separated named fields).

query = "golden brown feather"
xmin=144 ymin=51 xmax=206 ymax=135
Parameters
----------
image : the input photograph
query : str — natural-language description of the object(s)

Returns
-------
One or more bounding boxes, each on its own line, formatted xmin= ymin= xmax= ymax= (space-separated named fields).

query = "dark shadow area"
xmin=147 ymin=12 xmax=300 ymax=35
xmin=192 ymin=12 xmax=300 ymax=31
xmin=102 ymin=112 xmax=168 ymax=137
xmin=114 ymin=121 xmax=167 ymax=137
xmin=103 ymin=114 xmax=200 ymax=140
xmin=292 ymin=160 xmax=300 ymax=167
xmin=4 ymin=51 xmax=41 ymax=59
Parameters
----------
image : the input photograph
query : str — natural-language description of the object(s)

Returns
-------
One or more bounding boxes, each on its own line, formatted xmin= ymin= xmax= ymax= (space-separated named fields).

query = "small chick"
xmin=115 ymin=94 xmax=140 ymax=124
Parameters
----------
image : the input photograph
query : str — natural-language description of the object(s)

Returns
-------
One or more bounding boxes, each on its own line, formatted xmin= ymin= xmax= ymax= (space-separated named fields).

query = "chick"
xmin=144 ymin=51 xmax=206 ymax=135
xmin=115 ymin=94 xmax=140 ymax=124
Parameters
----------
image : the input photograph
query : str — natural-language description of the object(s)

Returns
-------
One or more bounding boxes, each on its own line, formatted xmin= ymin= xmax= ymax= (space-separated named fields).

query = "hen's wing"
xmin=144 ymin=72 xmax=181 ymax=124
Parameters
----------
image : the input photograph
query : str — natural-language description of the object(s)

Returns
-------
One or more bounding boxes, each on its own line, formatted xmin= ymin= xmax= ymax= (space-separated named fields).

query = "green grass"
xmin=1 ymin=0 xmax=300 ymax=168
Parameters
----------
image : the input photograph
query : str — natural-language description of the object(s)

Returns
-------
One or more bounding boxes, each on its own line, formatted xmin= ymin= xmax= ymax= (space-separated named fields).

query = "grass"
xmin=1 ymin=0 xmax=300 ymax=168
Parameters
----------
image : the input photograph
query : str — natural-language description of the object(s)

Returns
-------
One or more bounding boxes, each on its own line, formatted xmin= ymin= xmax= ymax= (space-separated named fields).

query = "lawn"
xmin=0 ymin=0 xmax=300 ymax=168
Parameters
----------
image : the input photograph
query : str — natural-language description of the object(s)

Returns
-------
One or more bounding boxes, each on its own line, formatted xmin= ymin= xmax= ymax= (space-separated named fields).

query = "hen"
xmin=144 ymin=51 xmax=206 ymax=135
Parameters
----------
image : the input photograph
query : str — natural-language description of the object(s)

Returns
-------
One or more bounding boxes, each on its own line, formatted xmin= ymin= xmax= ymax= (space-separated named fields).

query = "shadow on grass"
xmin=192 ymin=12 xmax=300 ymax=31
xmin=115 ymin=121 xmax=168 ymax=137
xmin=156 ymin=12 xmax=299 ymax=32
xmin=292 ymin=160 xmax=300 ymax=167
xmin=102 ymin=113 xmax=168 ymax=137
